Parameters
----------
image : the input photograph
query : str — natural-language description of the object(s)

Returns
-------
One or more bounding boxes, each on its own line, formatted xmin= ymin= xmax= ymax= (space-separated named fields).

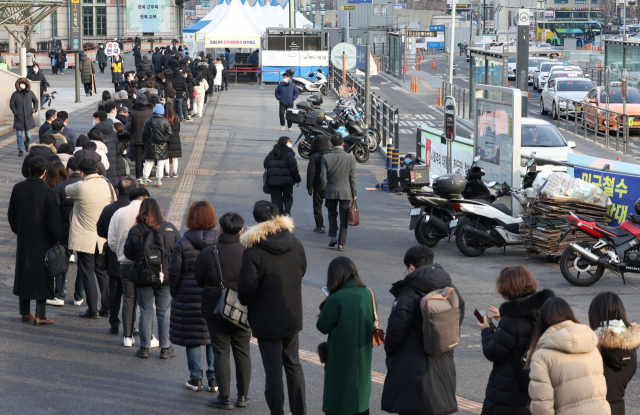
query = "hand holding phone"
xmin=322 ymin=287 xmax=330 ymax=297
xmin=474 ymin=309 xmax=496 ymax=330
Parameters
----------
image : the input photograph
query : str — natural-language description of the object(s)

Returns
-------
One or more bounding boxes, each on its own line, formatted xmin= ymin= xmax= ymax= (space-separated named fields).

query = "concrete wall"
xmin=0 ymin=68 xmax=40 ymax=127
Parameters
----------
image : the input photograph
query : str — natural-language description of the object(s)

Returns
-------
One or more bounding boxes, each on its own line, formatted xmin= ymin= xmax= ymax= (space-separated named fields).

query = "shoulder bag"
xmin=44 ymin=244 xmax=69 ymax=279
xmin=262 ymin=169 xmax=270 ymax=194
xmin=368 ymin=287 xmax=385 ymax=347
xmin=212 ymin=245 xmax=250 ymax=330
xmin=347 ymin=199 xmax=359 ymax=226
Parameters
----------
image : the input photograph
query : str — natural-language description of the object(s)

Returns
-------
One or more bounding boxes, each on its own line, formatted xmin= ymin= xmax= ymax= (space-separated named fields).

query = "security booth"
xmin=469 ymin=46 xmax=563 ymax=117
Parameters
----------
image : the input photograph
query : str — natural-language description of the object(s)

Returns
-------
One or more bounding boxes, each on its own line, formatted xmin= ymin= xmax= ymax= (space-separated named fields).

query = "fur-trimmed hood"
xmin=15 ymin=78 xmax=31 ymax=92
xmin=52 ymin=133 xmax=68 ymax=144
xmin=596 ymin=321 xmax=640 ymax=350
xmin=28 ymin=143 xmax=56 ymax=154
xmin=240 ymin=215 xmax=295 ymax=250
xmin=499 ymin=289 xmax=556 ymax=317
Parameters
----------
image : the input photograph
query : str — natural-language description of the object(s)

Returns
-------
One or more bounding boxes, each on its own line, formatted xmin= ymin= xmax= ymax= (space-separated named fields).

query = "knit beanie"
xmin=154 ymin=104 xmax=165 ymax=115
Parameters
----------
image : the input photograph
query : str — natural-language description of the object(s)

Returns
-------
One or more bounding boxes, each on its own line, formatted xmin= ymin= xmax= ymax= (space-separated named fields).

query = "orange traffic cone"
xmin=432 ymin=58 xmax=436 ymax=70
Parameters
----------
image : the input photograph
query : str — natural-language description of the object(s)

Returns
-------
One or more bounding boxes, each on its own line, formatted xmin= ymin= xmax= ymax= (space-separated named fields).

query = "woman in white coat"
xmin=192 ymin=76 xmax=209 ymax=117
xmin=213 ymin=59 xmax=223 ymax=92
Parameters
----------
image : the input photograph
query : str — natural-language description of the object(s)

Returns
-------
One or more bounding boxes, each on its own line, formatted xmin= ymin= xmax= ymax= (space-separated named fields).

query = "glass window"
xmin=356 ymin=35 xmax=362 ymax=45
xmin=96 ymin=6 xmax=106 ymax=36
xmin=96 ymin=0 xmax=106 ymax=3
xmin=557 ymin=80 xmax=595 ymax=91
xmin=82 ymin=6 xmax=93 ymax=36
xmin=82 ymin=0 xmax=92 ymax=3
xmin=575 ymin=0 xmax=586 ymax=3
xmin=381 ymin=5 xmax=387 ymax=16
xmin=606 ymin=44 xmax=623 ymax=72
xmin=521 ymin=125 xmax=567 ymax=147
xmin=374 ymin=34 xmax=379 ymax=43
xmin=554 ymin=0 xmax=568 ymax=4
xmin=373 ymin=5 xmax=379 ymax=15
xmin=601 ymin=88 xmax=640 ymax=103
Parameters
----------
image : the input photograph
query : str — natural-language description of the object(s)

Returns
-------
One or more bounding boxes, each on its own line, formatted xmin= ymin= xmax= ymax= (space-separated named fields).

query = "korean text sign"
xmin=574 ymin=167 xmax=633 ymax=226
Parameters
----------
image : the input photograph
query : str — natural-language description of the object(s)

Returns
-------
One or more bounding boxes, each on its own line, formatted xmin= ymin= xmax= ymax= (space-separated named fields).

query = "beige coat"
xmin=66 ymin=174 xmax=114 ymax=254
xmin=529 ymin=320 xmax=610 ymax=415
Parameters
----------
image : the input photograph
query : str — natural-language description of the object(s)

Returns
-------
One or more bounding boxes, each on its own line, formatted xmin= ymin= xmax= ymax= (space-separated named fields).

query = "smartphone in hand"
xmin=474 ymin=309 xmax=496 ymax=329
xmin=322 ymin=287 xmax=330 ymax=297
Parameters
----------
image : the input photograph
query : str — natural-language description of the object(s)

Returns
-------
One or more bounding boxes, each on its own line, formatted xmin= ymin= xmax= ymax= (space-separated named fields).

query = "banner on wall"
xmin=205 ymin=37 xmax=260 ymax=48
xmin=126 ymin=0 xmax=171 ymax=33
xmin=420 ymin=127 xmax=474 ymax=178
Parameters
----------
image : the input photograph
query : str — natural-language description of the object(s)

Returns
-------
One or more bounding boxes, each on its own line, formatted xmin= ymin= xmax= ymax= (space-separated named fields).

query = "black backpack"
xmin=131 ymin=224 xmax=168 ymax=286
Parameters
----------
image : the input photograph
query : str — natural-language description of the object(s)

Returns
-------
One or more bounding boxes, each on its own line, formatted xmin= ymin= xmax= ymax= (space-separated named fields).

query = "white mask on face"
xmin=33 ymin=68 xmax=39 ymax=73
xmin=93 ymin=119 xmax=98 ymax=126
xmin=286 ymin=143 xmax=292 ymax=148
xmin=20 ymin=84 xmax=26 ymax=89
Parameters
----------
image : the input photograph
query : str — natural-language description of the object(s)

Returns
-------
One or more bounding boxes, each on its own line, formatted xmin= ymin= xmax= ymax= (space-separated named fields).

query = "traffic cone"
xmin=432 ymin=58 xmax=436 ymax=70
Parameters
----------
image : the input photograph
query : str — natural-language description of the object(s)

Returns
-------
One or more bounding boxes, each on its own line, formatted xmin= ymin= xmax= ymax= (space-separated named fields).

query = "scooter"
xmin=557 ymin=207 xmax=640 ymax=286
xmin=292 ymin=69 xmax=328 ymax=96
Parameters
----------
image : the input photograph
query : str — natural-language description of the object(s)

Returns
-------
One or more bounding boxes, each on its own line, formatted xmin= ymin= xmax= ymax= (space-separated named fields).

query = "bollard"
xmin=386 ymin=145 xmax=394 ymax=169
xmin=438 ymin=88 xmax=442 ymax=106
xmin=392 ymin=148 xmax=399 ymax=169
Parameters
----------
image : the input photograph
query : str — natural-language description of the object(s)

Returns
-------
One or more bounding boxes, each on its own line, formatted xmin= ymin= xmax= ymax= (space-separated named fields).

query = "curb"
xmin=377 ymin=71 xmax=404 ymax=87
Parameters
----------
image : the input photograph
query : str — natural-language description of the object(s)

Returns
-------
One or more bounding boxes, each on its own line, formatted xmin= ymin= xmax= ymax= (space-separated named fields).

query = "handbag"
xmin=212 ymin=245 xmax=250 ymax=330
xmin=347 ymin=199 xmax=359 ymax=226
xmin=44 ymin=244 xmax=69 ymax=279
xmin=368 ymin=287 xmax=385 ymax=347
xmin=262 ymin=169 xmax=270 ymax=194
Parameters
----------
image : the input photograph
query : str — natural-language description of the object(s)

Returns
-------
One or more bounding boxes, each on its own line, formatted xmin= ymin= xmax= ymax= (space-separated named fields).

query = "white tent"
xmin=242 ymin=0 xmax=268 ymax=32
xmin=203 ymin=0 xmax=262 ymax=49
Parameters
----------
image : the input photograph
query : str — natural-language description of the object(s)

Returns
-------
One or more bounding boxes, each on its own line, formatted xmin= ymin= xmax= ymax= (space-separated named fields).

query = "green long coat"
xmin=316 ymin=280 xmax=376 ymax=415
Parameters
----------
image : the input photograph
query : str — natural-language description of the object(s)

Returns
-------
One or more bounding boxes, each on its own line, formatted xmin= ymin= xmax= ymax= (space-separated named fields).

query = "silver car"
xmin=528 ymin=57 xmax=549 ymax=85
xmin=534 ymin=61 xmax=564 ymax=92
xmin=540 ymin=77 xmax=594 ymax=120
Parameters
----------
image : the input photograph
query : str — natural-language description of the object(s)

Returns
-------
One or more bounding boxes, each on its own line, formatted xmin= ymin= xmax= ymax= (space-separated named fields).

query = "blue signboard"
xmin=356 ymin=45 xmax=366 ymax=71
xmin=574 ymin=167 xmax=636 ymax=227
xmin=393 ymin=2 xmax=403 ymax=6
xmin=430 ymin=25 xmax=444 ymax=31
xmin=348 ymin=0 xmax=372 ymax=3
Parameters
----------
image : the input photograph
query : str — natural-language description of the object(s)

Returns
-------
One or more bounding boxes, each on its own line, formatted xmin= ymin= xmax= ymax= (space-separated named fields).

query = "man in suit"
xmin=320 ymin=135 xmax=357 ymax=251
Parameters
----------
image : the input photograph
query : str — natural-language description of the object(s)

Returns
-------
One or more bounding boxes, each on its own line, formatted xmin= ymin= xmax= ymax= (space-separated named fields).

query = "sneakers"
xmin=46 ymin=298 xmax=64 ymax=306
xmin=288 ymin=127 xmax=292 ymax=131
xmin=18 ymin=151 xmax=23 ymax=157
xmin=313 ymin=227 xmax=325 ymax=233
xmin=160 ymin=346 xmax=176 ymax=359
xmin=155 ymin=180 xmax=162 ymax=187
xmin=40 ymin=106 xmax=46 ymax=110
xmin=186 ymin=378 xmax=203 ymax=392
xmin=69 ymin=253 xmax=75 ymax=263
xmin=136 ymin=178 xmax=143 ymax=183
xmin=140 ymin=179 xmax=148 ymax=187
xmin=73 ymin=298 xmax=84 ymax=306
xmin=208 ymin=396 xmax=234 ymax=410
xmin=236 ymin=396 xmax=250 ymax=408
xmin=171 ymin=173 xmax=178 ymax=178
xmin=150 ymin=336 xmax=159 ymax=348
xmin=208 ymin=378 xmax=219 ymax=393
xmin=123 ymin=337 xmax=135 ymax=347
xmin=135 ymin=347 xmax=149 ymax=358
xmin=328 ymin=238 xmax=338 ymax=247
xmin=281 ymin=125 xmax=286 ymax=131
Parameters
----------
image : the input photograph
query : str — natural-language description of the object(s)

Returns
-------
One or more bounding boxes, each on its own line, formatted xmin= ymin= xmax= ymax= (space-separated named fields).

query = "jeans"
xmin=59 ymin=62 xmax=65 ymax=73
xmin=16 ymin=130 xmax=31 ymax=152
xmin=257 ymin=333 xmax=306 ymax=415
xmin=186 ymin=345 xmax=215 ymax=381
xmin=137 ymin=285 xmax=171 ymax=348
xmin=20 ymin=298 xmax=46 ymax=319
xmin=119 ymin=263 xmax=138 ymax=338
xmin=40 ymin=95 xmax=48 ymax=107
xmin=76 ymin=251 xmax=109 ymax=313
xmin=223 ymin=76 xmax=228 ymax=90
xmin=270 ymin=185 xmax=294 ymax=216
xmin=143 ymin=159 xmax=168 ymax=182
xmin=312 ymin=190 xmax=325 ymax=229
xmin=279 ymin=104 xmax=293 ymax=127
xmin=208 ymin=319 xmax=251 ymax=398
xmin=326 ymin=199 xmax=350 ymax=245
xmin=175 ymin=98 xmax=184 ymax=122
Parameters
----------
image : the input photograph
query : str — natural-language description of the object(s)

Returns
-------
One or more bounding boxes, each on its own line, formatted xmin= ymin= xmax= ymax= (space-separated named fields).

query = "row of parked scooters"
xmin=285 ymin=93 xmax=381 ymax=163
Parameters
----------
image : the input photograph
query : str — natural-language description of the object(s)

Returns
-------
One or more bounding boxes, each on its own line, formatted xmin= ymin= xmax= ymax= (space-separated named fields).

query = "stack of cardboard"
xmin=519 ymin=196 xmax=610 ymax=256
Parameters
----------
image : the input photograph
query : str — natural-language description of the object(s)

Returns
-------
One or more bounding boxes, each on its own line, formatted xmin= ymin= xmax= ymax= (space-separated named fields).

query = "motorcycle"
xmin=557 ymin=208 xmax=640 ymax=286
xmin=409 ymin=158 xmax=501 ymax=247
xmin=292 ymin=69 xmax=328 ymax=96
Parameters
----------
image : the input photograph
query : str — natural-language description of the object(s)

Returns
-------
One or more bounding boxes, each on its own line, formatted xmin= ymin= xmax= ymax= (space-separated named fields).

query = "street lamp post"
xmin=537 ymin=1 xmax=543 ymax=43
xmin=312 ymin=2 xmax=317 ymax=27
xmin=320 ymin=0 xmax=325 ymax=28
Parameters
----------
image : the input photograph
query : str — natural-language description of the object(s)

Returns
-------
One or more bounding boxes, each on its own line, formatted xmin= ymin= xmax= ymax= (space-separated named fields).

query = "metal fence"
xmin=330 ymin=63 xmax=400 ymax=149
xmin=442 ymin=81 xmax=469 ymax=119
xmin=553 ymin=96 xmax=630 ymax=154
xmin=579 ymin=66 xmax=604 ymax=86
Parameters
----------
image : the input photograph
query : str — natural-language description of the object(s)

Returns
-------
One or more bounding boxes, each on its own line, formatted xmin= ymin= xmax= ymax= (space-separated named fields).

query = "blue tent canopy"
xmin=270 ymin=0 xmax=279 ymax=5
xmin=183 ymin=19 xmax=211 ymax=33
xmin=255 ymin=0 xmax=265 ymax=6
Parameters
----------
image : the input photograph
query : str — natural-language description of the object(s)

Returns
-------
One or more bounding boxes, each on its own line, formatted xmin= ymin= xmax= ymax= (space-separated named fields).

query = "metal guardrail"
xmin=330 ymin=63 xmax=400 ymax=149
xmin=579 ymin=66 xmax=604 ymax=86
xmin=442 ymin=81 xmax=469 ymax=119
xmin=554 ymin=96 xmax=630 ymax=154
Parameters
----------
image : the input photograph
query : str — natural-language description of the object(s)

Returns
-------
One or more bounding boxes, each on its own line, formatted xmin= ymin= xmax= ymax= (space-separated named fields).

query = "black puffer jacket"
xmin=194 ymin=233 xmax=245 ymax=322
xmin=307 ymin=135 xmax=331 ymax=191
xmin=172 ymin=74 xmax=187 ymax=99
xmin=480 ymin=289 xmax=556 ymax=415
xmin=381 ymin=264 xmax=466 ymax=415
xmin=264 ymin=145 xmax=301 ymax=187
xmin=21 ymin=144 xmax=53 ymax=178
xmin=96 ymin=197 xmax=130 ymax=277
xmin=10 ymin=78 xmax=38 ymax=132
xmin=197 ymin=63 xmax=212 ymax=86
xmin=596 ymin=322 xmax=640 ymax=415
xmin=116 ymin=131 xmax=131 ymax=180
xmin=54 ymin=172 xmax=83 ymax=240
xmin=220 ymin=57 xmax=229 ymax=76
xmin=73 ymin=149 xmax=107 ymax=176
xmin=169 ymin=229 xmax=219 ymax=347
xmin=167 ymin=118 xmax=182 ymax=158
xmin=237 ymin=216 xmax=306 ymax=340
xmin=208 ymin=63 xmax=217 ymax=87
xmin=137 ymin=57 xmax=153 ymax=74
xmin=185 ymin=78 xmax=194 ymax=103
xmin=142 ymin=113 xmax=172 ymax=160
xmin=89 ymin=120 xmax=118 ymax=186
xmin=26 ymin=69 xmax=47 ymax=95
xmin=151 ymin=52 xmax=163 ymax=73
xmin=127 ymin=96 xmax=154 ymax=146
xmin=79 ymin=55 xmax=95 ymax=84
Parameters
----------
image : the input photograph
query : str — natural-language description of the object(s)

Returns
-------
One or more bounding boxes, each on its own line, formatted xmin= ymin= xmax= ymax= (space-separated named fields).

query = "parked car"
xmin=520 ymin=117 xmax=576 ymax=164
xmin=541 ymin=77 xmax=595 ymax=120
xmin=582 ymin=86 xmax=640 ymax=131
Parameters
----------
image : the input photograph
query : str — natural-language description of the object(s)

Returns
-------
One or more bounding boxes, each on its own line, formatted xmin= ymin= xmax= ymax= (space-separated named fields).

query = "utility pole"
xmin=483 ymin=0 xmax=486 ymax=36
xmin=543 ymin=0 xmax=546 ymax=43
xmin=449 ymin=0 xmax=456 ymax=83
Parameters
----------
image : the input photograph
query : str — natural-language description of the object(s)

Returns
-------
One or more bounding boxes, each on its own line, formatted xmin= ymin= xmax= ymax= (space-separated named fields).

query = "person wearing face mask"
xmin=27 ymin=63 xmax=49 ymax=110
xmin=10 ymin=78 xmax=39 ymax=157
xmin=264 ymin=136 xmax=301 ymax=216
xmin=97 ymin=44 xmax=108 ymax=73
xmin=274 ymin=73 xmax=300 ymax=132
xmin=111 ymin=55 xmax=124 ymax=91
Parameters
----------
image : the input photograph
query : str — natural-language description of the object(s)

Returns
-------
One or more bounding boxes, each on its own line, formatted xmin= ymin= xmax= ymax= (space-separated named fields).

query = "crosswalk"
xmin=398 ymin=113 xmax=443 ymax=134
